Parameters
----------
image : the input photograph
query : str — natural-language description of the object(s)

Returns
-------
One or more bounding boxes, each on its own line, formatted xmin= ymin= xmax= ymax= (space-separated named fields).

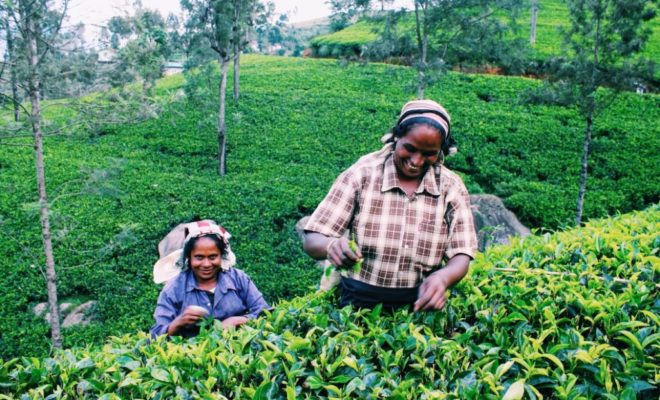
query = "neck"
xmin=196 ymin=276 xmax=217 ymax=290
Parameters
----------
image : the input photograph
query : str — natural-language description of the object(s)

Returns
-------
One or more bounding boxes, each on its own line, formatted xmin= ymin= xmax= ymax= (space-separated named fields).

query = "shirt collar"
xmin=185 ymin=269 xmax=237 ymax=293
xmin=381 ymin=152 xmax=441 ymax=196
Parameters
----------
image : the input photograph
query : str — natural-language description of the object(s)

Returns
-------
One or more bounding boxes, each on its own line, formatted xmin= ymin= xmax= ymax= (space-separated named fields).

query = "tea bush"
xmin=0 ymin=55 xmax=657 ymax=359
xmin=1 ymin=206 xmax=657 ymax=399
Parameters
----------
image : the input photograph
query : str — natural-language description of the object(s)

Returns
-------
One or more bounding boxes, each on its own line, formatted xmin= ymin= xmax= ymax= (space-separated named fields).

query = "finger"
xmin=422 ymin=289 xmax=446 ymax=311
xmin=414 ymin=283 xmax=432 ymax=312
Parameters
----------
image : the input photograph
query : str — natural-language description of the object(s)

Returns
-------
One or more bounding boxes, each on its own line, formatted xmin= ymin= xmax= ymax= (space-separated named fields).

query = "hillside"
xmin=2 ymin=206 xmax=657 ymax=398
xmin=0 ymin=55 xmax=658 ymax=359
xmin=311 ymin=0 xmax=660 ymax=62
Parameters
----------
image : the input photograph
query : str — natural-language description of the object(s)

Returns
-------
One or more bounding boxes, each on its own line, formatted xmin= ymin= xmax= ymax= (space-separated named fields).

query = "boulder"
xmin=62 ymin=301 xmax=97 ymax=328
xmin=470 ymin=194 xmax=530 ymax=251
xmin=33 ymin=300 xmax=96 ymax=327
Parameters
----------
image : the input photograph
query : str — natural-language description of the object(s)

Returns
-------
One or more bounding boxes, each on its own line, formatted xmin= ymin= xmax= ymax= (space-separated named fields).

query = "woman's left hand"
xmin=414 ymin=272 xmax=449 ymax=311
xmin=221 ymin=316 xmax=249 ymax=329
xmin=414 ymin=254 xmax=471 ymax=312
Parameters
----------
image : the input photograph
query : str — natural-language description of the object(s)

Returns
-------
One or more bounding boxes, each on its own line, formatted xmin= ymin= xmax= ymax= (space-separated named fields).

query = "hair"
xmin=182 ymin=234 xmax=227 ymax=269
xmin=387 ymin=117 xmax=456 ymax=156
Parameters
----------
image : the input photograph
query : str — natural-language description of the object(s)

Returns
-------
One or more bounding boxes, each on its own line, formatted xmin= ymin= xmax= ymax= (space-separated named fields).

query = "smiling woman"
xmin=303 ymin=99 xmax=477 ymax=312
xmin=150 ymin=221 xmax=270 ymax=338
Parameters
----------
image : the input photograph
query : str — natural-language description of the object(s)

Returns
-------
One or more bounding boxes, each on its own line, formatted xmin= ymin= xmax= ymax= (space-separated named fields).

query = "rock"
xmin=62 ymin=301 xmax=97 ymax=328
xmin=33 ymin=300 xmax=97 ymax=327
xmin=470 ymin=194 xmax=531 ymax=251
xmin=32 ymin=303 xmax=47 ymax=317
xmin=158 ymin=219 xmax=217 ymax=257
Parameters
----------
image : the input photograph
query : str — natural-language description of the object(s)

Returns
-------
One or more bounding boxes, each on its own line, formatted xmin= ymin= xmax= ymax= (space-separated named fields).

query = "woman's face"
xmin=393 ymin=123 xmax=442 ymax=180
xmin=190 ymin=237 xmax=222 ymax=283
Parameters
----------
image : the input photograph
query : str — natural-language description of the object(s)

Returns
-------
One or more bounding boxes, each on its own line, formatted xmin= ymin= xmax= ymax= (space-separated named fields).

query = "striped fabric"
xmin=305 ymin=144 xmax=477 ymax=288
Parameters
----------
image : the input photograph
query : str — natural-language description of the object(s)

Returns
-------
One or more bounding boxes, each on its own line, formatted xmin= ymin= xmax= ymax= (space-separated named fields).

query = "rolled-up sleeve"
xmin=150 ymin=283 xmax=180 ymax=337
xmin=443 ymin=179 xmax=478 ymax=260
xmin=304 ymin=169 xmax=359 ymax=238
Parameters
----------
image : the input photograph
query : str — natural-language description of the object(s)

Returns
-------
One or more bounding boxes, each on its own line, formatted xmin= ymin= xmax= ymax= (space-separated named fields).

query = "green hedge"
xmin=0 ymin=55 xmax=657 ymax=359
xmin=1 ymin=206 xmax=657 ymax=398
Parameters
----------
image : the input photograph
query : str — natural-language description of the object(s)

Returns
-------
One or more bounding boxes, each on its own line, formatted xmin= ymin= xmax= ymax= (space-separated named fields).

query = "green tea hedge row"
xmin=1 ymin=206 xmax=657 ymax=399
xmin=0 ymin=55 xmax=657 ymax=359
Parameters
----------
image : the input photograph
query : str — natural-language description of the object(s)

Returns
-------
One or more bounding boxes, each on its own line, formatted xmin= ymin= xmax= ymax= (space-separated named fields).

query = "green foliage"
xmin=0 ymin=55 xmax=657 ymax=359
xmin=312 ymin=0 xmax=660 ymax=68
xmin=1 ymin=207 xmax=658 ymax=398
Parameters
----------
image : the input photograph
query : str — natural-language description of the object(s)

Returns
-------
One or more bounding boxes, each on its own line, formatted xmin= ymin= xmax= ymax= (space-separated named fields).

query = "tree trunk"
xmin=233 ymin=47 xmax=240 ymax=104
xmin=24 ymin=6 xmax=62 ymax=348
xmin=530 ymin=0 xmax=539 ymax=46
xmin=5 ymin=20 xmax=20 ymax=122
xmin=413 ymin=1 xmax=427 ymax=99
xmin=575 ymin=110 xmax=593 ymax=225
xmin=218 ymin=55 xmax=229 ymax=176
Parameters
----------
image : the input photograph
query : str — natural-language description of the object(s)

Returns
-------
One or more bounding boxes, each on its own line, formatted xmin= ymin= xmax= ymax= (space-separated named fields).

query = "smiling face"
xmin=393 ymin=123 xmax=442 ymax=180
xmin=189 ymin=236 xmax=223 ymax=284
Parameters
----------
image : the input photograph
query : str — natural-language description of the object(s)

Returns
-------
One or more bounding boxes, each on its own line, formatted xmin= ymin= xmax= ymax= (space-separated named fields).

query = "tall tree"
xmin=107 ymin=6 xmax=170 ymax=100
xmin=181 ymin=0 xmax=234 ymax=176
xmin=2 ymin=14 xmax=20 ymax=121
xmin=409 ymin=0 xmax=523 ymax=98
xmin=546 ymin=0 xmax=656 ymax=224
xmin=530 ymin=0 xmax=539 ymax=45
xmin=1 ymin=0 xmax=69 ymax=349
xmin=231 ymin=0 xmax=266 ymax=104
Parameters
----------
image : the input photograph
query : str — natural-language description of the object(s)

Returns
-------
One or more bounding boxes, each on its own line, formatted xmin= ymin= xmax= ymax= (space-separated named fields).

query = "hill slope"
xmin=0 ymin=55 xmax=658 ymax=358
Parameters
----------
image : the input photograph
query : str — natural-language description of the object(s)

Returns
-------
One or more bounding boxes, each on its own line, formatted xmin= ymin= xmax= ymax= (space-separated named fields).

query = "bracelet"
xmin=326 ymin=238 xmax=339 ymax=256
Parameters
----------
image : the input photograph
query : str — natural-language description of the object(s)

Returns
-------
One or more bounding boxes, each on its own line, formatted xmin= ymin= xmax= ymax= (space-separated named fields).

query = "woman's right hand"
xmin=326 ymin=237 xmax=362 ymax=269
xmin=167 ymin=306 xmax=208 ymax=335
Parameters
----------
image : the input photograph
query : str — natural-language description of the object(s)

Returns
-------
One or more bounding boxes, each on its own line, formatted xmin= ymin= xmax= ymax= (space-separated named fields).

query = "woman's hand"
xmin=414 ymin=271 xmax=449 ymax=311
xmin=414 ymin=254 xmax=471 ymax=312
xmin=221 ymin=316 xmax=249 ymax=329
xmin=326 ymin=237 xmax=362 ymax=269
xmin=167 ymin=306 xmax=208 ymax=335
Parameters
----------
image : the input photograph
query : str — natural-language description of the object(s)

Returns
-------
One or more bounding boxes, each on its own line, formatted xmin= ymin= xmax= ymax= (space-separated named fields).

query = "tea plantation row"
xmin=0 ymin=55 xmax=657 ymax=359
xmin=1 ymin=206 xmax=657 ymax=399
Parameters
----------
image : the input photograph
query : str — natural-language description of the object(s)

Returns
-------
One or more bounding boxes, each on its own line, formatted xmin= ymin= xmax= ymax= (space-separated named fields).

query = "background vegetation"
xmin=1 ymin=55 xmax=658 ymax=359
xmin=312 ymin=0 xmax=660 ymax=66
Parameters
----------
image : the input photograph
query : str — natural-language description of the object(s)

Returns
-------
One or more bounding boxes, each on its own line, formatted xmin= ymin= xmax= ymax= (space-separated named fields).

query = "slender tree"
xmin=2 ymin=0 xmax=69 ymax=349
xmin=543 ymin=0 xmax=656 ymax=224
xmin=2 ymin=15 xmax=21 ymax=121
xmin=530 ymin=0 xmax=539 ymax=45
xmin=181 ymin=0 xmax=234 ymax=176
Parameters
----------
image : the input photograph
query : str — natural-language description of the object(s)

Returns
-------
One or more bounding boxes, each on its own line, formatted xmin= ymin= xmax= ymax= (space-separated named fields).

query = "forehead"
xmin=191 ymin=237 xmax=221 ymax=253
xmin=401 ymin=124 xmax=442 ymax=150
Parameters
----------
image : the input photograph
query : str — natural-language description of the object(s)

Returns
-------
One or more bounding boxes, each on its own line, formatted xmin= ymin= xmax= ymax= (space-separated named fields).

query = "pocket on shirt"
xmin=416 ymin=214 xmax=449 ymax=268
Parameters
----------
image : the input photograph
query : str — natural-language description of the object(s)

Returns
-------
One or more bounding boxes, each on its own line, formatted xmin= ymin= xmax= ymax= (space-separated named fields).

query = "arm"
xmin=222 ymin=271 xmax=270 ymax=328
xmin=151 ymin=284 xmax=206 ymax=337
xmin=415 ymin=177 xmax=477 ymax=311
xmin=414 ymin=254 xmax=471 ymax=311
xmin=303 ymin=232 xmax=361 ymax=268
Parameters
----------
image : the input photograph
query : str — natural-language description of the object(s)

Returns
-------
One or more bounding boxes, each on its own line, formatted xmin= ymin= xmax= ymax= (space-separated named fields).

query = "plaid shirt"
xmin=305 ymin=144 xmax=477 ymax=288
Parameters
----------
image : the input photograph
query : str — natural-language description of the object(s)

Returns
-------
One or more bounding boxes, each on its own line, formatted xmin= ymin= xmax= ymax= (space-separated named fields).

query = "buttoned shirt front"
xmin=151 ymin=267 xmax=269 ymax=337
xmin=305 ymin=144 xmax=477 ymax=288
